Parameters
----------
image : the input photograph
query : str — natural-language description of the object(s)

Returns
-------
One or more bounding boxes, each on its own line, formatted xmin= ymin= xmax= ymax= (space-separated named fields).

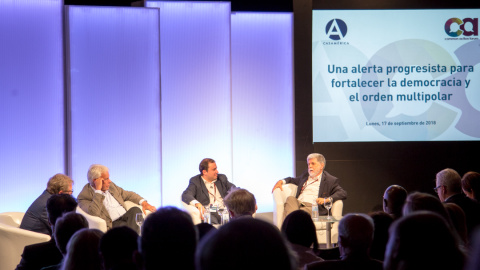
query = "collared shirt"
xmin=297 ymin=173 xmax=322 ymax=204
xmin=92 ymin=186 xmax=126 ymax=221
xmin=190 ymin=177 xmax=224 ymax=207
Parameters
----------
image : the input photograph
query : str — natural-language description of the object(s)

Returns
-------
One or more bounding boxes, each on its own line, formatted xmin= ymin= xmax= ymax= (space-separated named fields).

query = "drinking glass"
xmin=324 ymin=197 xmax=333 ymax=219
xmin=136 ymin=213 xmax=145 ymax=235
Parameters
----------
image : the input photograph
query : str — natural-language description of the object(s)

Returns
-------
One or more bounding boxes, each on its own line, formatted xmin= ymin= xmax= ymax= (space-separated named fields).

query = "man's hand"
xmin=315 ymin=197 xmax=331 ymax=205
xmin=141 ymin=201 xmax=156 ymax=215
xmin=271 ymin=180 xmax=284 ymax=193
xmin=195 ymin=203 xmax=205 ymax=220
xmin=92 ymin=177 xmax=103 ymax=191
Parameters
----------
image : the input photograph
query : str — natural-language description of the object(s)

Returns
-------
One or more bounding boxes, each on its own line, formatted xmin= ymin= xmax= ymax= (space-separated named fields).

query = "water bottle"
xmin=221 ymin=208 xmax=230 ymax=225
xmin=312 ymin=199 xmax=319 ymax=221
xmin=204 ymin=205 xmax=211 ymax=224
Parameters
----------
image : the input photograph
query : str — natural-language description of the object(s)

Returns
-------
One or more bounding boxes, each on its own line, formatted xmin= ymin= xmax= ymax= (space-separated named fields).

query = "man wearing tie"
xmin=182 ymin=158 xmax=236 ymax=224
xmin=272 ymin=153 xmax=347 ymax=218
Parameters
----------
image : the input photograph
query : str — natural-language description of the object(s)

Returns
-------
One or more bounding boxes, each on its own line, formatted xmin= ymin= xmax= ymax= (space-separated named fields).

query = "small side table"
xmin=314 ymin=216 xmax=342 ymax=249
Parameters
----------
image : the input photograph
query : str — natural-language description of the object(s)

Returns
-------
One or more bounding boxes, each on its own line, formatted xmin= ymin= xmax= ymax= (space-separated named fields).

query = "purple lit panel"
xmin=0 ymin=0 xmax=64 ymax=212
xmin=231 ymin=12 xmax=294 ymax=213
xmin=68 ymin=6 xmax=161 ymax=206
xmin=147 ymin=1 xmax=232 ymax=207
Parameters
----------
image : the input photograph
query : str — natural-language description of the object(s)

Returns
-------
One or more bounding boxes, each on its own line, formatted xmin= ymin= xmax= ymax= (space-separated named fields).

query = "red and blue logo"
xmin=445 ymin=18 xmax=478 ymax=37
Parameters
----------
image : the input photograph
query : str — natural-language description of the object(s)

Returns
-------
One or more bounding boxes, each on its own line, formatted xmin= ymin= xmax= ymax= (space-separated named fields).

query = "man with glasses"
xmin=20 ymin=173 xmax=74 ymax=236
xmin=78 ymin=164 xmax=156 ymax=232
xmin=435 ymin=168 xmax=480 ymax=236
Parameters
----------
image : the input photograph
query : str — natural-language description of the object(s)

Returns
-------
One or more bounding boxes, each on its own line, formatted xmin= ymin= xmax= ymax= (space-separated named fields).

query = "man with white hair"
xmin=78 ymin=164 xmax=156 ymax=231
xmin=272 ymin=153 xmax=347 ymax=218
xmin=435 ymin=168 xmax=480 ymax=236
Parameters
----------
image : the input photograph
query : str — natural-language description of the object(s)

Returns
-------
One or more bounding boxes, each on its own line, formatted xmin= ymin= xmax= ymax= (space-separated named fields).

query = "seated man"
xmin=20 ymin=173 xmax=74 ymax=235
xmin=272 ymin=153 xmax=347 ymax=218
xmin=182 ymin=158 xmax=236 ymax=224
xmin=77 ymin=164 xmax=156 ymax=232
xmin=16 ymin=194 xmax=78 ymax=270
xmin=223 ymin=187 xmax=257 ymax=219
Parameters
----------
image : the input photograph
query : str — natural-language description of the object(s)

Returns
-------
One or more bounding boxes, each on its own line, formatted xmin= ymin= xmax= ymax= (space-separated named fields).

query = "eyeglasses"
xmin=433 ymin=185 xmax=444 ymax=193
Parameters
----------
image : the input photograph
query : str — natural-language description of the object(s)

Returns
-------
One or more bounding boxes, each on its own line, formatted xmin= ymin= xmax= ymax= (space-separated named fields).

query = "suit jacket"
xmin=19 ymin=190 xmax=52 ymax=236
xmin=181 ymin=174 xmax=235 ymax=206
xmin=16 ymin=239 xmax=63 ymax=270
xmin=285 ymin=170 xmax=347 ymax=215
xmin=445 ymin=193 xmax=480 ymax=235
xmin=77 ymin=182 xmax=144 ymax=230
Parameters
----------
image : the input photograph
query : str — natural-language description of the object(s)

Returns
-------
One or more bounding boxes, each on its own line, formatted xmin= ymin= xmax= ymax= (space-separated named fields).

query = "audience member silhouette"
xmin=196 ymin=218 xmax=296 ymax=270
xmin=281 ymin=210 xmax=323 ymax=269
xmin=305 ymin=213 xmax=382 ymax=270
xmin=384 ymin=211 xmax=465 ymax=270
xmin=444 ymin=202 xmax=468 ymax=247
xmin=41 ymin=212 xmax=89 ymax=270
xmin=60 ymin=228 xmax=104 ymax=270
xmin=435 ymin=168 xmax=480 ymax=236
xmin=383 ymin=185 xmax=407 ymax=220
xmin=223 ymin=187 xmax=257 ymax=219
xmin=17 ymin=194 xmax=77 ymax=270
xmin=196 ymin=223 xmax=217 ymax=241
xmin=138 ymin=207 xmax=196 ymax=270
xmin=465 ymin=228 xmax=480 ymax=270
xmin=368 ymin=211 xmax=393 ymax=261
xmin=462 ymin=171 xmax=480 ymax=202
xmin=100 ymin=226 xmax=138 ymax=270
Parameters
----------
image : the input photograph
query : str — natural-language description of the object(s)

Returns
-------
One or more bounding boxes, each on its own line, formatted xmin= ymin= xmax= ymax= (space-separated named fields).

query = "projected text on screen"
xmin=312 ymin=9 xmax=480 ymax=142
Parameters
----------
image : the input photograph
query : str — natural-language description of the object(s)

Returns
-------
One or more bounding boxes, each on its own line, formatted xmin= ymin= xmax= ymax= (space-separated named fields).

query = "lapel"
xmin=200 ymin=177 xmax=210 ymax=200
xmin=318 ymin=172 xmax=329 ymax=198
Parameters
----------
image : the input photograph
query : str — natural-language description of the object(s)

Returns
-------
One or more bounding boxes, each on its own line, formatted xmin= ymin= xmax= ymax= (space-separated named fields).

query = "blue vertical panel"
xmin=0 ymin=0 xmax=64 ymax=212
xmin=146 ymin=1 xmax=232 ymax=206
xmin=231 ymin=13 xmax=294 ymax=213
xmin=68 ymin=6 xmax=161 ymax=206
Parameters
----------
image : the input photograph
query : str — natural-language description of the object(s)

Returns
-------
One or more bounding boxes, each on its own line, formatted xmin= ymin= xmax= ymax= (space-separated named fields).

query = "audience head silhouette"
xmin=435 ymin=168 xmax=462 ymax=202
xmin=223 ymin=187 xmax=257 ymax=219
xmin=100 ymin=226 xmax=139 ymax=270
xmin=61 ymin=228 xmax=104 ymax=270
xmin=54 ymin=212 xmax=88 ymax=255
xmin=369 ymin=211 xmax=393 ymax=261
xmin=139 ymin=206 xmax=196 ymax=270
xmin=281 ymin=209 xmax=319 ymax=250
xmin=383 ymin=185 xmax=407 ymax=220
xmin=196 ymin=218 xmax=296 ymax=270
xmin=384 ymin=211 xmax=464 ymax=270
xmin=462 ymin=171 xmax=480 ymax=201
xmin=46 ymin=194 xmax=78 ymax=227
xmin=337 ymin=213 xmax=375 ymax=259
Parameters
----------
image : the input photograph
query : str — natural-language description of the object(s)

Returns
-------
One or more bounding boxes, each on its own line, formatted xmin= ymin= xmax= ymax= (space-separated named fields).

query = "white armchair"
xmin=76 ymin=201 xmax=149 ymax=232
xmin=181 ymin=201 xmax=202 ymax=225
xmin=0 ymin=212 xmax=51 ymax=270
xmin=273 ymin=184 xmax=343 ymax=245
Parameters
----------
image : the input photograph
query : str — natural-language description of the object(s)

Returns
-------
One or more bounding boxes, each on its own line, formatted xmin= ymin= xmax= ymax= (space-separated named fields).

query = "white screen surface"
xmin=312 ymin=9 xmax=480 ymax=142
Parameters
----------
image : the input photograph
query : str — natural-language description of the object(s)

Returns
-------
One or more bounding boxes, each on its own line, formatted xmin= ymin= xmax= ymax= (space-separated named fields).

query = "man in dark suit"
xmin=20 ymin=173 xmax=74 ymax=236
xmin=272 ymin=153 xmax=347 ymax=218
xmin=435 ymin=168 xmax=480 ymax=236
xmin=78 ymin=164 xmax=156 ymax=232
xmin=182 ymin=158 xmax=236 ymax=224
xmin=16 ymin=194 xmax=77 ymax=270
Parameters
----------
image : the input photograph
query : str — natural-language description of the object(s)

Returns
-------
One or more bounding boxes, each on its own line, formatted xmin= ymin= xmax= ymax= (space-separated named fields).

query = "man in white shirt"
xmin=272 ymin=153 xmax=347 ymax=218
xmin=78 ymin=164 xmax=156 ymax=231
xmin=182 ymin=158 xmax=236 ymax=224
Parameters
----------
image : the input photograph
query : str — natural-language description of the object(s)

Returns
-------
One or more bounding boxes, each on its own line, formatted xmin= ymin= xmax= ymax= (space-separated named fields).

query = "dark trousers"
xmin=112 ymin=207 xmax=143 ymax=233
